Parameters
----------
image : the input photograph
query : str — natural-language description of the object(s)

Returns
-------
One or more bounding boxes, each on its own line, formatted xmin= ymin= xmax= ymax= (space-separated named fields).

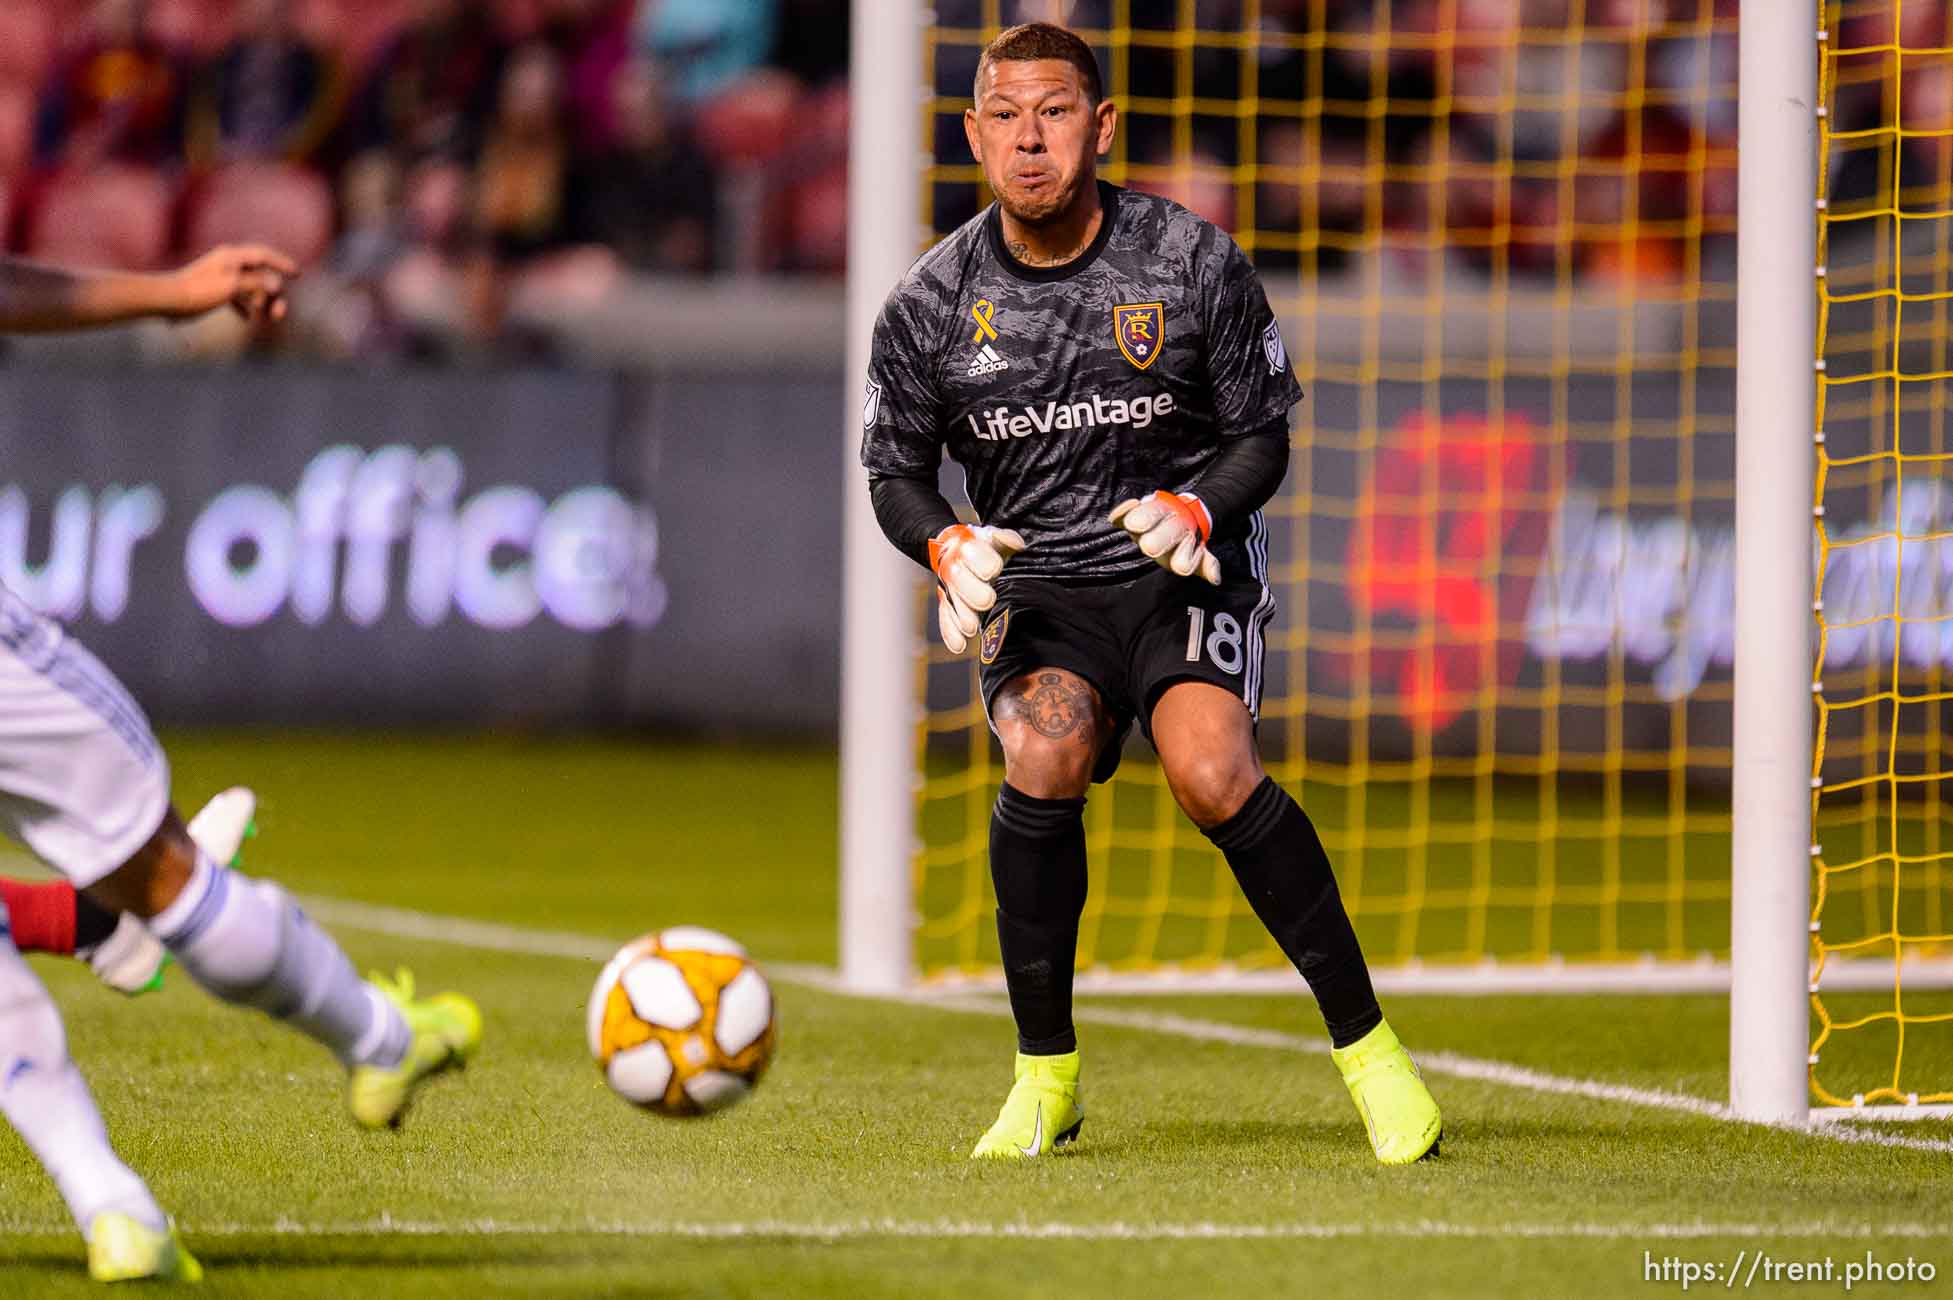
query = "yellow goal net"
xmin=915 ymin=0 xmax=1744 ymax=985
xmin=1810 ymin=0 xmax=1953 ymax=1110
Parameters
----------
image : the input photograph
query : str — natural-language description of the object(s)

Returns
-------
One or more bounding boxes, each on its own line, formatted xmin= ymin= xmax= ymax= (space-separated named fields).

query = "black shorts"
xmin=977 ymin=560 xmax=1275 ymax=783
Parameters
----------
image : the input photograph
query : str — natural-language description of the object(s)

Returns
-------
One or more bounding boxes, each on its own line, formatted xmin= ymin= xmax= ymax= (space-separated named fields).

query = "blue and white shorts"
xmin=0 ymin=583 xmax=169 ymax=886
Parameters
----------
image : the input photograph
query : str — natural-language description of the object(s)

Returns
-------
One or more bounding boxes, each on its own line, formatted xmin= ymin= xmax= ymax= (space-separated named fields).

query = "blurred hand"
xmin=165 ymin=245 xmax=300 ymax=325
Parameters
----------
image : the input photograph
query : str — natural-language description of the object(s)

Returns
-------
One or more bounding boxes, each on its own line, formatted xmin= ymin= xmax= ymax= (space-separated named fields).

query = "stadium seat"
xmin=183 ymin=162 xmax=335 ymax=267
xmin=1129 ymin=153 xmax=1236 ymax=233
xmin=316 ymin=0 xmax=418 ymax=70
xmin=148 ymin=0 xmax=235 ymax=57
xmin=784 ymin=164 xmax=846 ymax=273
xmin=693 ymin=72 xmax=802 ymax=168
xmin=765 ymin=84 xmax=847 ymax=271
xmin=0 ymin=82 xmax=35 ymax=180
xmin=0 ymin=2 xmax=55 ymax=94
xmin=492 ymin=0 xmax=548 ymax=43
xmin=25 ymin=165 xmax=174 ymax=271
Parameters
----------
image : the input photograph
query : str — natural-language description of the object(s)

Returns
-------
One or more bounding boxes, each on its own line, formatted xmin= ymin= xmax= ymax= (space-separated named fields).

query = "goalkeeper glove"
xmin=1109 ymin=490 xmax=1221 ymax=585
xmin=929 ymin=523 xmax=1028 ymax=654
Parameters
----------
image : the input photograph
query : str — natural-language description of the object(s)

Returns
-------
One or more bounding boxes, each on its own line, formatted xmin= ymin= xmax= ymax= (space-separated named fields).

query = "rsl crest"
xmin=979 ymin=608 xmax=1009 ymax=664
xmin=1113 ymin=302 xmax=1166 ymax=371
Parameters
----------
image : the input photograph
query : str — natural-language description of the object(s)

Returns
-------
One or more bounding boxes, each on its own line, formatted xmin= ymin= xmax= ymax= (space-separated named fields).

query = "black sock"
xmin=990 ymin=782 xmax=1088 ymax=1056
xmin=73 ymin=893 xmax=120 ymax=952
xmin=1205 ymin=776 xmax=1383 ymax=1048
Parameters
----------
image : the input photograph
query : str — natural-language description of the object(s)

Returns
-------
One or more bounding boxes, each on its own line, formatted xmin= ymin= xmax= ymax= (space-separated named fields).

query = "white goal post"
xmin=839 ymin=0 xmax=927 ymax=995
xmin=1727 ymin=2 xmax=1819 ymax=1125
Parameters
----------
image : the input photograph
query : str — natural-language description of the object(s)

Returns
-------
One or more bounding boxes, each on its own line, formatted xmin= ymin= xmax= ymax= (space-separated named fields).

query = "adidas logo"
xmin=967 ymin=344 xmax=1010 ymax=376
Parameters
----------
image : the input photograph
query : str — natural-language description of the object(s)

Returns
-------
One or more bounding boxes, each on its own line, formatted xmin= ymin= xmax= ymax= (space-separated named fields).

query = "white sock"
xmin=0 ymin=937 xmax=164 ymax=1235
xmin=150 ymin=851 xmax=409 ymax=1069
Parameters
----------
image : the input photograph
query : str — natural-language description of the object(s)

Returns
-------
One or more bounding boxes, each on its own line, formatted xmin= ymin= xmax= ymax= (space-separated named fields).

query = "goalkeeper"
xmin=862 ymin=21 xmax=1440 ymax=1163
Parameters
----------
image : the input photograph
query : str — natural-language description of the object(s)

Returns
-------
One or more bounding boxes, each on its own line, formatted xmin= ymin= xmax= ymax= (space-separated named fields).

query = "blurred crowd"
xmin=954 ymin=0 xmax=1950 ymax=286
xmin=0 ymin=0 xmax=846 ymax=358
xmin=0 ymin=0 xmax=1944 ymax=359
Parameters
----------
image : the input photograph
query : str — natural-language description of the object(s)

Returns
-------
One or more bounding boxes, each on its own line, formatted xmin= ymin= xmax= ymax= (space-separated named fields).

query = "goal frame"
xmin=838 ymin=0 xmax=1895 ymax=1126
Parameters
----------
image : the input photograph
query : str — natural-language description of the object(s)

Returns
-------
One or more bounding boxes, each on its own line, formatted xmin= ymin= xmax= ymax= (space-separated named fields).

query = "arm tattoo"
xmin=1000 ymin=671 xmax=1097 ymax=741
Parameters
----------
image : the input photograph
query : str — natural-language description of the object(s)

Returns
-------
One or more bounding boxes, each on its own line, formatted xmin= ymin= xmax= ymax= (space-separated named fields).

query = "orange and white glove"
xmin=1110 ymin=490 xmax=1221 ymax=585
xmin=929 ymin=523 xmax=1028 ymax=654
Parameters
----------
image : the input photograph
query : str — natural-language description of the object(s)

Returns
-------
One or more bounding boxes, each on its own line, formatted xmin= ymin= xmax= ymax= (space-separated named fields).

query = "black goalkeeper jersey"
xmin=862 ymin=181 xmax=1303 ymax=580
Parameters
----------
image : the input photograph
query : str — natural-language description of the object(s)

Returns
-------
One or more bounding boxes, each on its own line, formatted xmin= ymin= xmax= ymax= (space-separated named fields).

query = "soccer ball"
xmin=586 ymin=927 xmax=777 ymax=1116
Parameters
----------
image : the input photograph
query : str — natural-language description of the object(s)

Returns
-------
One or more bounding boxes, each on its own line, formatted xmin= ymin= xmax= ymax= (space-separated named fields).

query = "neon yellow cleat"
xmin=86 ymin=1213 xmax=202 ymax=1283
xmin=970 ymin=1051 xmax=1084 ymax=1159
xmin=1331 ymin=1019 xmax=1442 ymax=1164
xmin=347 ymin=969 xmax=482 ymax=1130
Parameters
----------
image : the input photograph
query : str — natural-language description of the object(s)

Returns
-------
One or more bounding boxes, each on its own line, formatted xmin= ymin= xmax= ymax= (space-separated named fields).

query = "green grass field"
xmin=1 ymin=733 xmax=1948 ymax=1298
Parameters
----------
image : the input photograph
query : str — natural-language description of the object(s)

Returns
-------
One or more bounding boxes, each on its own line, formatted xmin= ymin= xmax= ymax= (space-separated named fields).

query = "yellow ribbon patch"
xmin=970 ymin=299 xmax=998 ymax=344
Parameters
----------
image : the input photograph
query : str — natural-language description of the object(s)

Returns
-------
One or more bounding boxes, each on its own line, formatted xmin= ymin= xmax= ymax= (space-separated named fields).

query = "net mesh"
xmin=1810 ymin=0 xmax=1953 ymax=1109
xmin=913 ymin=2 xmax=1753 ymax=982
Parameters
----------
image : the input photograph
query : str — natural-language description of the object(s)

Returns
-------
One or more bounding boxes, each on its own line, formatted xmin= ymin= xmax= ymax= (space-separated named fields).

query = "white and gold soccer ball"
xmin=587 ymin=927 xmax=777 ymax=1116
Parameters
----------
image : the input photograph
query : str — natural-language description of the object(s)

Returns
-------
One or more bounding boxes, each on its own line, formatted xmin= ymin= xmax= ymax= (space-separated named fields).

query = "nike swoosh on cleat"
xmin=1019 ymin=1102 xmax=1043 ymax=1157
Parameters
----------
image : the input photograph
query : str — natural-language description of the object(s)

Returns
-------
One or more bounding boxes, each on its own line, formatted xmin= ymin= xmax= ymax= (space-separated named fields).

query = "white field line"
xmin=1049 ymin=1006 xmax=1953 ymax=1154
xmin=918 ymin=957 xmax=1953 ymax=995
xmin=5 ymin=1216 xmax=1953 ymax=1242
xmin=299 ymin=898 xmax=1953 ymax=1157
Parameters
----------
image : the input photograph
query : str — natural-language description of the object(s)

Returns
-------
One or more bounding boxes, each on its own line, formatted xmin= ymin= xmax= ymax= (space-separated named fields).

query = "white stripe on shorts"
xmin=1242 ymin=509 xmax=1275 ymax=717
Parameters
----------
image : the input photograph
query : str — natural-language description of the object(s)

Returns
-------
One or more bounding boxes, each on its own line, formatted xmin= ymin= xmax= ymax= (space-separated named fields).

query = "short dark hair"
xmin=974 ymin=22 xmax=1103 ymax=106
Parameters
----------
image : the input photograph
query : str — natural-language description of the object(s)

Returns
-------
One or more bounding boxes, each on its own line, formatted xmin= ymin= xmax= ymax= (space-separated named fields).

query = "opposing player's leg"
xmin=0 ymin=788 xmax=256 ymax=1002
xmin=85 ymin=809 xmax=480 ymax=1129
xmin=0 ymin=595 xmax=206 ymax=1276
xmin=1148 ymin=680 xmax=1441 ymax=1163
xmin=0 ymin=922 xmax=201 ymax=1280
xmin=0 ymin=585 xmax=478 ymax=1132
xmin=969 ymin=650 xmax=1119 ymax=1158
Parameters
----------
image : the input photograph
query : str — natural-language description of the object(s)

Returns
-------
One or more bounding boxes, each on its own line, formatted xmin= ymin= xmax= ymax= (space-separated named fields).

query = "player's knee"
xmin=1164 ymin=750 xmax=1263 ymax=829
xmin=994 ymin=670 xmax=1107 ymax=797
xmin=1001 ymin=732 xmax=1097 ymax=798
